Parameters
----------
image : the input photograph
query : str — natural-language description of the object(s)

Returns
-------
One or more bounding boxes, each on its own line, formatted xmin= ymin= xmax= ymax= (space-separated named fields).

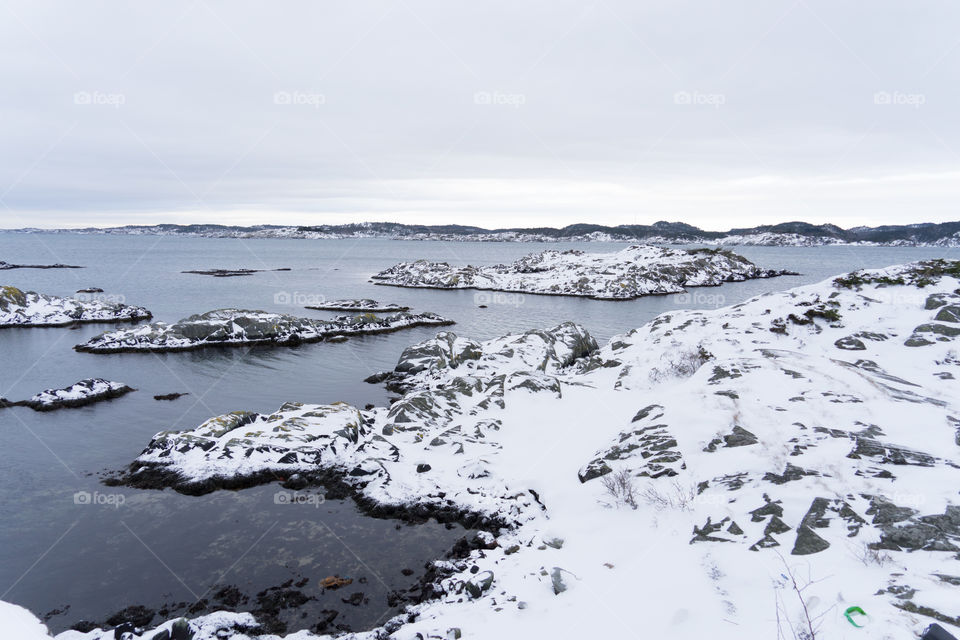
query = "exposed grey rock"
xmin=704 ymin=426 xmax=758 ymax=452
xmin=935 ymin=305 xmax=960 ymax=323
xmin=464 ymin=570 xmax=494 ymax=599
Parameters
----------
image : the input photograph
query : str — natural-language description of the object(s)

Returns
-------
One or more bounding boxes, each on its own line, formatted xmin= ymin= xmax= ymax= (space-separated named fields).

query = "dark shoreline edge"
xmin=73 ymin=318 xmax=455 ymax=354
xmin=306 ymin=304 xmax=411 ymax=312
xmin=0 ymin=313 xmax=152 ymax=329
xmin=98 ymin=463 xmax=508 ymax=634
xmin=105 ymin=464 xmax=506 ymax=531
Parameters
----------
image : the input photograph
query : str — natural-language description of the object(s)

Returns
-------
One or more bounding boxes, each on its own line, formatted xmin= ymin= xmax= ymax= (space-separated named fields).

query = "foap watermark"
xmin=273 ymin=90 xmax=326 ymax=108
xmin=74 ymin=490 xmax=125 ymax=508
xmin=274 ymin=490 xmax=325 ymax=507
xmin=873 ymin=90 xmax=925 ymax=109
xmin=880 ymin=491 xmax=927 ymax=508
xmin=674 ymin=291 xmax=726 ymax=308
xmin=674 ymin=90 xmax=725 ymax=108
xmin=74 ymin=292 xmax=126 ymax=304
xmin=474 ymin=291 xmax=525 ymax=307
xmin=474 ymin=90 xmax=526 ymax=108
xmin=74 ymin=90 xmax=126 ymax=109
xmin=274 ymin=291 xmax=325 ymax=306
xmin=865 ymin=290 xmax=928 ymax=306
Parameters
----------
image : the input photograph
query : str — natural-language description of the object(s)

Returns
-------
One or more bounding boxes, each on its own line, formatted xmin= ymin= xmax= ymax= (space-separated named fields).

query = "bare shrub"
xmin=851 ymin=541 xmax=892 ymax=567
xmin=641 ymin=480 xmax=698 ymax=511
xmin=600 ymin=469 xmax=638 ymax=510
xmin=773 ymin=551 xmax=832 ymax=640
xmin=648 ymin=345 xmax=713 ymax=383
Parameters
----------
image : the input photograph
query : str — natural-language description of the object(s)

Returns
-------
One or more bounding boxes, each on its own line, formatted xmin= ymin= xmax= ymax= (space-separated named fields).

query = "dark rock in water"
xmin=154 ymin=392 xmax=188 ymax=401
xmin=76 ymin=287 xmax=104 ymax=293
xmin=70 ymin=620 xmax=99 ymax=633
xmin=0 ymin=261 xmax=83 ymax=270
xmin=182 ymin=267 xmax=290 ymax=277
xmin=212 ymin=586 xmax=247 ymax=608
xmin=106 ymin=604 xmax=155 ymax=627
xmin=363 ymin=371 xmax=391 ymax=384
xmin=341 ymin=591 xmax=365 ymax=606
xmin=282 ymin=473 xmax=309 ymax=490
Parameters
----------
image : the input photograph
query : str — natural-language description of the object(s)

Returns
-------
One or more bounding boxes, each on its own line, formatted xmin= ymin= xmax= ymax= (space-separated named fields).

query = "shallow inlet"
xmin=0 ymin=481 xmax=466 ymax=635
xmin=0 ymin=234 xmax=956 ymax=634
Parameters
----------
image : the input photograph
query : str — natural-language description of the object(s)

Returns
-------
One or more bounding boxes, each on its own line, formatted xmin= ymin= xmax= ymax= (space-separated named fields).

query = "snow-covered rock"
xmin=0 ymin=285 xmax=151 ymax=327
xmin=0 ymin=600 xmax=53 ymax=639
xmin=73 ymin=309 xmax=454 ymax=353
xmin=371 ymin=245 xmax=794 ymax=299
xmin=304 ymin=299 xmax=410 ymax=312
xmin=66 ymin=260 xmax=960 ymax=639
xmin=24 ymin=378 xmax=133 ymax=411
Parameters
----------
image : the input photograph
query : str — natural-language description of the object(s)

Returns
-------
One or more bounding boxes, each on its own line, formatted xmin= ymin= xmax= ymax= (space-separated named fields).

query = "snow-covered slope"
xmin=0 ymin=601 xmax=54 ymax=639
xmin=0 ymin=285 xmax=151 ymax=327
xmin=48 ymin=260 xmax=960 ymax=639
xmin=73 ymin=309 xmax=453 ymax=353
xmin=371 ymin=245 xmax=794 ymax=299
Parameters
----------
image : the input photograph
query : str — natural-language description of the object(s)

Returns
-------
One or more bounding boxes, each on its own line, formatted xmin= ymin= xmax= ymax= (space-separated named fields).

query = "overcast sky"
xmin=1 ymin=1 xmax=958 ymax=230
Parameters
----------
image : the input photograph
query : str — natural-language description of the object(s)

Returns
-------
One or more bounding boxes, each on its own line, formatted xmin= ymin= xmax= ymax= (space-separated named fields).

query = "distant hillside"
xmin=7 ymin=220 xmax=960 ymax=246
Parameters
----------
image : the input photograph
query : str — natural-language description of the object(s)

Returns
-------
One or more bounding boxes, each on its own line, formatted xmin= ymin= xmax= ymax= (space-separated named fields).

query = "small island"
xmin=74 ymin=308 xmax=454 ymax=353
xmin=0 ymin=285 xmax=152 ymax=327
xmin=1 ymin=378 xmax=134 ymax=411
xmin=371 ymin=245 xmax=796 ymax=300
xmin=305 ymin=299 xmax=410 ymax=312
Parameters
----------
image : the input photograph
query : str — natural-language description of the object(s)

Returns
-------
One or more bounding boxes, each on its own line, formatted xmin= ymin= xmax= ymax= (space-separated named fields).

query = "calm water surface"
xmin=0 ymin=233 xmax=956 ymax=633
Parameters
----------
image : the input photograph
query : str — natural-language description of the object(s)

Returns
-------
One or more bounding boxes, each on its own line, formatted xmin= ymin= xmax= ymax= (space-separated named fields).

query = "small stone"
xmin=464 ymin=570 xmax=494 ymax=599
xmin=416 ymin=463 xmax=432 ymax=473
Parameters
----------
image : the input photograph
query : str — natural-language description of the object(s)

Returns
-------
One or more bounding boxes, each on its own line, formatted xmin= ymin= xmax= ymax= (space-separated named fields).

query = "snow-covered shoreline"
xmin=12 ymin=259 xmax=960 ymax=640
xmin=371 ymin=246 xmax=795 ymax=300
